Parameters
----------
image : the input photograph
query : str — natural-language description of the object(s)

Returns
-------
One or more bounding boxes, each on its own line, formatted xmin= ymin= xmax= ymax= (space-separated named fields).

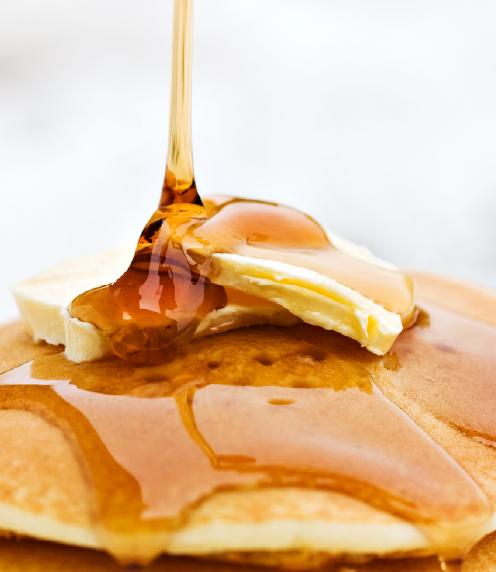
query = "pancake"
xmin=0 ymin=538 xmax=449 ymax=572
xmin=0 ymin=322 xmax=434 ymax=566
xmin=0 ymin=273 xmax=494 ymax=569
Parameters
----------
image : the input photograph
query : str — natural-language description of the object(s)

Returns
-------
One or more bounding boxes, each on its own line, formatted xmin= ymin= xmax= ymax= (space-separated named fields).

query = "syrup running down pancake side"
xmin=0 ymin=274 xmax=494 ymax=563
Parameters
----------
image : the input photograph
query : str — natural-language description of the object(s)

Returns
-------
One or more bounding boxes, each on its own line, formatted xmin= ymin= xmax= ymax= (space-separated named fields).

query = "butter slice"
xmin=13 ymin=249 xmax=297 ymax=363
xmin=13 ymin=235 xmax=403 ymax=362
xmin=13 ymin=249 xmax=132 ymax=348
xmin=212 ymin=254 xmax=402 ymax=356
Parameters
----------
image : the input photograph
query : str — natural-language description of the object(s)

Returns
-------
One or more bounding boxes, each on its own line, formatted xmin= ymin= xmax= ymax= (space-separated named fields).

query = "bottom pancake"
xmin=0 ymin=537 xmax=454 ymax=572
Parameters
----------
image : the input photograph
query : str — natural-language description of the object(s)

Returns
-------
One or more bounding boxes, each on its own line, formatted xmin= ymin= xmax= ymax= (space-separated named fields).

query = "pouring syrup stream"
xmin=161 ymin=0 xmax=200 ymax=207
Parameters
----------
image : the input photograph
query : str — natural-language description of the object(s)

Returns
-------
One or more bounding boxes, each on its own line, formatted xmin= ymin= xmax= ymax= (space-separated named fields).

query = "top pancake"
xmin=0 ymin=273 xmax=495 ymax=569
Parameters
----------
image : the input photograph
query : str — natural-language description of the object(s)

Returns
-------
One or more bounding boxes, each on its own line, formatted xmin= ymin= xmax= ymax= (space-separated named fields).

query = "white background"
xmin=1 ymin=0 xmax=495 ymax=323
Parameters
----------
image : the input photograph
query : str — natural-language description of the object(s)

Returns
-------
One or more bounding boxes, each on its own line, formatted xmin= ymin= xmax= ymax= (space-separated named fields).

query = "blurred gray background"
xmin=1 ymin=0 xmax=495 ymax=322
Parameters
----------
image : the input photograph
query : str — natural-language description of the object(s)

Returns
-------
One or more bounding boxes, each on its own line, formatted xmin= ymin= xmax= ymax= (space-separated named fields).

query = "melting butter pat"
xmin=211 ymin=254 xmax=402 ymax=356
xmin=13 ymin=235 xmax=404 ymax=362
xmin=13 ymin=248 xmax=297 ymax=363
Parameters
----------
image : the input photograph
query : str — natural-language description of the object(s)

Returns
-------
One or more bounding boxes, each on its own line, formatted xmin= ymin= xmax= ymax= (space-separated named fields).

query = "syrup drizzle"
xmin=161 ymin=0 xmax=199 ymax=207
xmin=68 ymin=0 xmax=414 ymax=363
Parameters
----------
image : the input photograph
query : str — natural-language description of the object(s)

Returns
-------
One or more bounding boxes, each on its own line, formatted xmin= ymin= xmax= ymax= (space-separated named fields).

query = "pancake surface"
xmin=0 ymin=273 xmax=495 ymax=568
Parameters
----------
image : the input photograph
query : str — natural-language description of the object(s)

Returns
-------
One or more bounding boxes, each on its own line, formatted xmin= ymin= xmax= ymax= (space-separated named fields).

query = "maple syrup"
xmin=160 ymin=0 xmax=198 ymax=208
xmin=69 ymin=0 xmax=414 ymax=363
